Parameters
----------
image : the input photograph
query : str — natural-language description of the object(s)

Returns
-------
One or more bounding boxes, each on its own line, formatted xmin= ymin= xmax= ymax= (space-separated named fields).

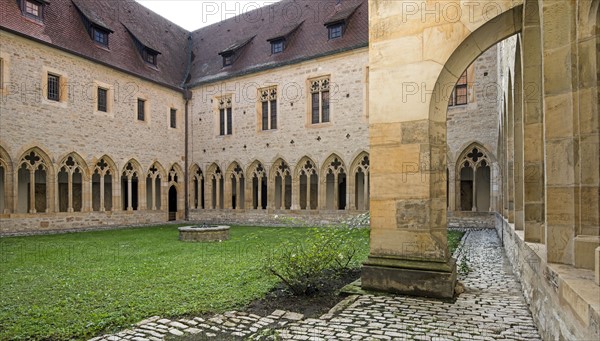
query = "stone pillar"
xmin=348 ymin=170 xmax=356 ymax=210
xmin=235 ymin=177 xmax=241 ymax=210
xmin=522 ymin=0 xmax=545 ymax=244
xmin=216 ymin=177 xmax=221 ymax=209
xmin=507 ymin=78 xmax=515 ymax=223
xmin=448 ymin=166 xmax=456 ymax=212
xmin=67 ymin=171 xmax=73 ymax=213
xmin=543 ymin=0 xmax=578 ymax=265
xmin=99 ymin=174 xmax=105 ymax=212
xmin=514 ymin=45 xmax=525 ymax=231
xmin=224 ymin=175 xmax=232 ymax=209
xmin=280 ymin=175 xmax=285 ymax=209
xmin=291 ymin=176 xmax=300 ymax=210
xmin=127 ymin=177 xmax=132 ymax=211
xmin=333 ymin=173 xmax=339 ymax=210
xmin=359 ymin=0 xmax=523 ymax=299
xmin=257 ymin=177 xmax=262 ymax=210
xmin=364 ymin=173 xmax=370 ymax=210
xmin=28 ymin=169 xmax=35 ymax=213
xmin=151 ymin=176 xmax=156 ymax=210
xmin=472 ymin=167 xmax=477 ymax=212
xmin=306 ymin=175 xmax=311 ymax=210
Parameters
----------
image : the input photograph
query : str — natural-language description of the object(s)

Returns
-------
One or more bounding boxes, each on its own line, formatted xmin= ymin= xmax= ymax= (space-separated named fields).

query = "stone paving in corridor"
xmin=91 ymin=229 xmax=542 ymax=341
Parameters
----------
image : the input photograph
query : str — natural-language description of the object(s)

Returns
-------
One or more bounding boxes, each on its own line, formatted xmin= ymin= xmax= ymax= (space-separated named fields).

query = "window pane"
xmin=97 ymin=88 xmax=107 ymax=112
xmin=25 ymin=1 xmax=40 ymax=16
xmin=329 ymin=25 xmax=343 ymax=39
xmin=448 ymin=89 xmax=455 ymax=107
xmin=261 ymin=101 xmax=269 ymax=130
xmin=322 ymin=90 xmax=330 ymax=123
xmin=270 ymin=100 xmax=277 ymax=130
xmin=226 ymin=108 xmax=232 ymax=135
xmin=219 ymin=109 xmax=225 ymax=135
xmin=311 ymin=93 xmax=320 ymax=124
xmin=94 ymin=29 xmax=107 ymax=46
xmin=458 ymin=71 xmax=467 ymax=85
xmin=170 ymin=109 xmax=176 ymax=128
xmin=47 ymin=74 xmax=59 ymax=101
xmin=455 ymin=85 xmax=467 ymax=105
xmin=137 ymin=99 xmax=145 ymax=121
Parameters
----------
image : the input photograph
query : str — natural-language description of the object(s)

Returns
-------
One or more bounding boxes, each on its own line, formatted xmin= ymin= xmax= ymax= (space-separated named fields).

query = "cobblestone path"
xmin=91 ymin=229 xmax=542 ymax=341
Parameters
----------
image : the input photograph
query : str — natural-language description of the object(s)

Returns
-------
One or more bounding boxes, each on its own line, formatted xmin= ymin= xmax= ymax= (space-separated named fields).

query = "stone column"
xmin=151 ymin=176 xmax=156 ymax=210
xmin=306 ymin=175 xmax=311 ymax=210
xmin=514 ymin=45 xmax=525 ymax=231
xmin=543 ymin=0 xmax=578 ymax=265
xmin=235 ymin=177 xmax=241 ymax=209
xmin=216 ymin=177 xmax=221 ymax=209
xmin=99 ymin=174 xmax=105 ymax=212
xmin=348 ymin=170 xmax=356 ymax=210
xmin=448 ymin=166 xmax=456 ymax=212
xmin=257 ymin=177 xmax=262 ymax=210
xmin=127 ymin=177 xmax=132 ymax=211
xmin=358 ymin=0 xmax=525 ymax=299
xmin=224 ymin=175 xmax=232 ymax=209
xmin=364 ymin=173 xmax=370 ymax=210
xmin=472 ymin=167 xmax=477 ymax=212
xmin=28 ymin=169 xmax=35 ymax=213
xmin=333 ymin=173 xmax=339 ymax=210
xmin=291 ymin=176 xmax=300 ymax=210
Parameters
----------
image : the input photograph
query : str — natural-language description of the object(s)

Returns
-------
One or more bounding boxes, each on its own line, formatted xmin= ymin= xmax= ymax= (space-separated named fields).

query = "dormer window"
xmin=323 ymin=3 xmax=361 ymax=40
xmin=271 ymin=39 xmax=285 ymax=54
xmin=21 ymin=0 xmax=47 ymax=20
xmin=218 ymin=36 xmax=255 ymax=68
xmin=93 ymin=27 xmax=109 ymax=46
xmin=73 ymin=1 xmax=113 ymax=47
xmin=222 ymin=53 xmax=233 ymax=67
xmin=328 ymin=23 xmax=344 ymax=39
xmin=144 ymin=49 xmax=158 ymax=65
xmin=123 ymin=24 xmax=162 ymax=68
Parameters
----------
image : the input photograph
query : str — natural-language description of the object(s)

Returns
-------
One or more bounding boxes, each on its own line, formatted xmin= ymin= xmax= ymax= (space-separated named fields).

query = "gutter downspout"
xmin=181 ymin=34 xmax=194 ymax=222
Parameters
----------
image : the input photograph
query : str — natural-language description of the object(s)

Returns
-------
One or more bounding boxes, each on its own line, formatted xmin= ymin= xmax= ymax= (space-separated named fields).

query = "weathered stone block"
xmin=574 ymin=235 xmax=600 ymax=270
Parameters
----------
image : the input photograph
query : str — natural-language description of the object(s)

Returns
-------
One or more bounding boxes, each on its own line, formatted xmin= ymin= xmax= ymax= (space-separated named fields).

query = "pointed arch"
xmin=207 ymin=163 xmax=223 ymax=209
xmin=350 ymin=151 xmax=370 ymax=211
xmin=247 ymin=160 xmax=267 ymax=210
xmin=189 ymin=163 xmax=205 ymax=209
xmin=270 ymin=158 xmax=292 ymax=210
xmin=17 ymin=147 xmax=53 ymax=213
xmin=295 ymin=156 xmax=319 ymax=210
xmin=57 ymin=152 xmax=88 ymax=213
xmin=456 ymin=143 xmax=493 ymax=213
xmin=92 ymin=155 xmax=117 ymax=212
xmin=321 ymin=154 xmax=347 ymax=210
xmin=167 ymin=163 xmax=183 ymax=220
xmin=121 ymin=159 xmax=142 ymax=211
xmin=225 ymin=161 xmax=245 ymax=209
xmin=0 ymin=145 xmax=13 ymax=213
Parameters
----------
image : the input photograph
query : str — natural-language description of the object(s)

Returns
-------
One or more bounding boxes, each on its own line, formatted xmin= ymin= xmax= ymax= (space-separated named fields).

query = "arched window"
xmin=457 ymin=146 xmax=492 ymax=212
xmin=249 ymin=162 xmax=267 ymax=209
xmin=323 ymin=155 xmax=346 ymax=210
xmin=191 ymin=165 xmax=204 ymax=209
xmin=227 ymin=162 xmax=244 ymax=210
xmin=208 ymin=164 xmax=223 ymax=209
xmin=146 ymin=163 xmax=164 ymax=211
xmin=121 ymin=161 xmax=140 ymax=211
xmin=352 ymin=153 xmax=370 ymax=210
xmin=57 ymin=154 xmax=86 ymax=212
xmin=92 ymin=157 xmax=114 ymax=212
xmin=297 ymin=158 xmax=318 ymax=210
xmin=17 ymin=149 xmax=50 ymax=213
xmin=272 ymin=159 xmax=291 ymax=210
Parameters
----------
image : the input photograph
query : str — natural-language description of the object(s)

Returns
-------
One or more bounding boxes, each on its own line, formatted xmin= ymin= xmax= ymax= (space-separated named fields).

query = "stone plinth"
xmin=362 ymin=257 xmax=457 ymax=299
xmin=178 ymin=225 xmax=230 ymax=242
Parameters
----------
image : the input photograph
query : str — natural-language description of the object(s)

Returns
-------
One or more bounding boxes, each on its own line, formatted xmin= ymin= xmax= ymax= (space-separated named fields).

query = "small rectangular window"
xmin=226 ymin=108 xmax=232 ymax=135
xmin=270 ymin=100 xmax=277 ymax=129
xmin=328 ymin=24 xmax=343 ymax=39
xmin=97 ymin=88 xmax=107 ymax=112
xmin=93 ymin=27 xmax=108 ymax=46
xmin=24 ymin=0 xmax=40 ymax=18
xmin=223 ymin=55 xmax=233 ymax=67
xmin=309 ymin=78 xmax=330 ymax=124
xmin=47 ymin=74 xmax=59 ymax=101
xmin=261 ymin=101 xmax=269 ymax=130
xmin=449 ymin=70 xmax=468 ymax=106
xmin=170 ymin=108 xmax=177 ymax=128
xmin=259 ymin=87 xmax=277 ymax=131
xmin=218 ymin=96 xmax=233 ymax=135
xmin=271 ymin=40 xmax=284 ymax=54
xmin=137 ymin=99 xmax=145 ymax=121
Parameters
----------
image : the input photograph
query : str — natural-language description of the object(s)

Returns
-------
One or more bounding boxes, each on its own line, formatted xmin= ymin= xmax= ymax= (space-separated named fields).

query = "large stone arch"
xmin=16 ymin=146 xmax=55 ymax=213
xmin=364 ymin=1 xmax=524 ymax=298
xmin=225 ymin=161 xmax=245 ymax=209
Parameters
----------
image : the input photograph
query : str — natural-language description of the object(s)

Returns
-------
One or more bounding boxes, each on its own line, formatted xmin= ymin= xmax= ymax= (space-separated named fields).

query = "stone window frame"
xmin=257 ymin=86 xmax=278 ymax=132
xmin=216 ymin=95 xmax=233 ymax=136
xmin=0 ymin=52 xmax=10 ymax=96
xmin=270 ymin=39 xmax=285 ymax=54
xmin=41 ymin=66 xmax=68 ymax=106
xmin=136 ymin=97 xmax=148 ymax=122
xmin=94 ymin=80 xmax=113 ymax=116
xmin=169 ymin=107 xmax=178 ymax=129
xmin=449 ymin=70 xmax=468 ymax=107
xmin=328 ymin=23 xmax=344 ymax=39
xmin=21 ymin=0 xmax=46 ymax=22
xmin=307 ymin=75 xmax=332 ymax=126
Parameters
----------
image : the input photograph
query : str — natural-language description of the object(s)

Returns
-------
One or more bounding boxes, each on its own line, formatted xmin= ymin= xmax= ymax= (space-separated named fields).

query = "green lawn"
xmin=0 ymin=225 xmax=463 ymax=341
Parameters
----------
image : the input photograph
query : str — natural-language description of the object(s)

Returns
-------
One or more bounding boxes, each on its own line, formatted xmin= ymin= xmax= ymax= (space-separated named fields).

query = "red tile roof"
xmin=0 ymin=0 xmax=368 ymax=90
xmin=0 ymin=0 xmax=190 ymax=88
xmin=187 ymin=0 xmax=368 ymax=87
